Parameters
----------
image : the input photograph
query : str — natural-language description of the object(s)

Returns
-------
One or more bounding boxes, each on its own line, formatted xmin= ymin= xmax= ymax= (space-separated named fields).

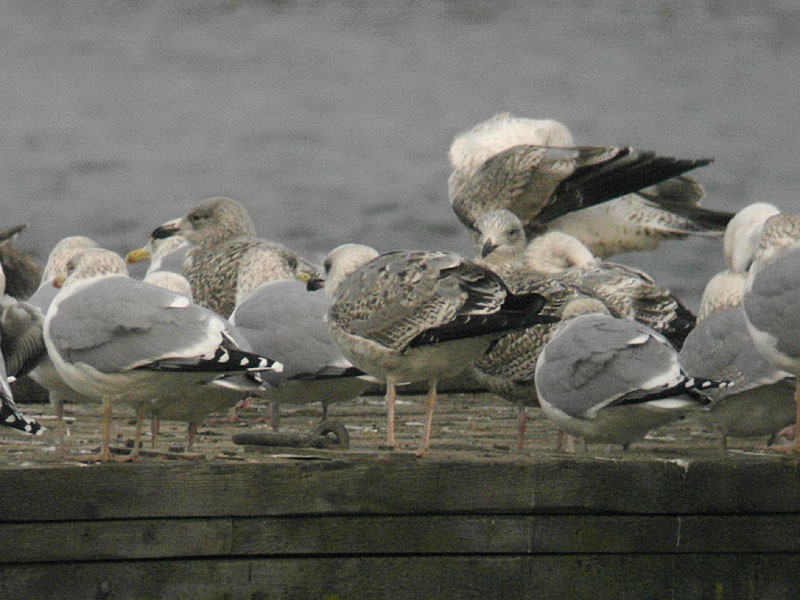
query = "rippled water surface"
xmin=2 ymin=1 xmax=799 ymax=307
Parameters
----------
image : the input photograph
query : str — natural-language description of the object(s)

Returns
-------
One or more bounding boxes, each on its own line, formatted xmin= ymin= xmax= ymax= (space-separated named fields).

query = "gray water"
xmin=2 ymin=1 xmax=800 ymax=309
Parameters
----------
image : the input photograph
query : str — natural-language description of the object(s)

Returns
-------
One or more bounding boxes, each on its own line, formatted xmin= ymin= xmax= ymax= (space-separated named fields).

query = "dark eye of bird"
xmin=324 ymin=259 xmax=332 ymax=273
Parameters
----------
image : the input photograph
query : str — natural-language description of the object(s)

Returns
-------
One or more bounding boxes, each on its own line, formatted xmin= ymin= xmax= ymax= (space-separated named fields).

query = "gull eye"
xmin=323 ymin=258 xmax=332 ymax=274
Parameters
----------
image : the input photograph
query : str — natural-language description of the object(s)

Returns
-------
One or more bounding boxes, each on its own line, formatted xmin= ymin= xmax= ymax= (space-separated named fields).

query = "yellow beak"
xmin=125 ymin=248 xmax=151 ymax=264
xmin=53 ymin=275 xmax=65 ymax=288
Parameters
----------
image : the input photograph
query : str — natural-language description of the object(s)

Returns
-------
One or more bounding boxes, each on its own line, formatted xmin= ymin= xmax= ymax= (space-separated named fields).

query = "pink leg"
xmin=416 ymin=379 xmax=437 ymax=458
xmin=117 ymin=405 xmax=145 ymax=462
xmin=767 ymin=382 xmax=800 ymax=453
xmin=151 ymin=412 xmax=160 ymax=448
xmin=187 ymin=422 xmax=198 ymax=451
xmin=386 ymin=379 xmax=399 ymax=450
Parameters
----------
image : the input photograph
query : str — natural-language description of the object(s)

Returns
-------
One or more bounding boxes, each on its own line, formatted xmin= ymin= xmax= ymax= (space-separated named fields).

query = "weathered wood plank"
xmin=5 ymin=513 xmax=800 ymax=564
xmin=2 ymin=455 xmax=799 ymax=523
xmin=3 ymin=554 xmax=800 ymax=600
xmin=0 ymin=518 xmax=231 ymax=563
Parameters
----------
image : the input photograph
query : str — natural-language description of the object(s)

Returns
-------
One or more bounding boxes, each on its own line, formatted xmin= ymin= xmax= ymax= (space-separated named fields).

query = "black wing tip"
xmin=0 ymin=402 xmax=43 ymax=435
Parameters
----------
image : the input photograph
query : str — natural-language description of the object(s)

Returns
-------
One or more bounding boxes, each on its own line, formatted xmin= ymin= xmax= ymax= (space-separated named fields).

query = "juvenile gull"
xmin=471 ymin=209 xmax=695 ymax=448
xmin=126 ymin=218 xmax=192 ymax=277
xmin=535 ymin=302 xmax=724 ymax=450
xmin=231 ymin=277 xmax=369 ymax=426
xmin=314 ymin=243 xmax=557 ymax=456
xmin=449 ymin=112 xmax=728 ymax=257
xmin=153 ymin=197 xmax=318 ymax=318
xmin=742 ymin=213 xmax=800 ymax=451
xmin=0 ymin=263 xmax=43 ymax=436
xmin=698 ymin=202 xmax=780 ymax=320
xmin=43 ymin=248 xmax=282 ymax=461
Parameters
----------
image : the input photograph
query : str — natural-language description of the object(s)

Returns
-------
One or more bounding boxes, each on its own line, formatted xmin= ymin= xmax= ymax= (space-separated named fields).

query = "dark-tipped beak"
xmin=481 ymin=240 xmax=498 ymax=258
xmin=306 ymin=275 xmax=326 ymax=291
xmin=151 ymin=223 xmax=181 ymax=240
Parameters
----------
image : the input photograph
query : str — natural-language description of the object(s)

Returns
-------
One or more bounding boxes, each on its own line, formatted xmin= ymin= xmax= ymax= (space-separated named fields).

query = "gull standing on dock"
xmin=535 ymin=300 xmax=725 ymax=451
xmin=151 ymin=197 xmax=318 ymax=318
xmin=231 ymin=275 xmax=370 ymax=427
xmin=43 ymin=248 xmax=282 ymax=461
xmin=741 ymin=213 xmax=800 ymax=452
xmin=27 ymin=236 xmax=100 ymax=449
xmin=312 ymin=243 xmax=557 ymax=457
xmin=448 ymin=112 xmax=729 ymax=257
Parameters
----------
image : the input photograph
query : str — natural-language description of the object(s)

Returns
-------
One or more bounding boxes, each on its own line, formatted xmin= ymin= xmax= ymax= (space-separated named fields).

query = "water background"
xmin=2 ymin=1 xmax=800 ymax=309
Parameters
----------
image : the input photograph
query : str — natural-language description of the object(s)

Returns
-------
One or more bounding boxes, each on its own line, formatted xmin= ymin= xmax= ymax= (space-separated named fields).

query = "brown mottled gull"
xmin=471 ymin=209 xmax=695 ymax=449
xmin=449 ymin=112 xmax=728 ymax=258
xmin=153 ymin=197 xmax=318 ymax=318
xmin=313 ymin=243 xmax=557 ymax=457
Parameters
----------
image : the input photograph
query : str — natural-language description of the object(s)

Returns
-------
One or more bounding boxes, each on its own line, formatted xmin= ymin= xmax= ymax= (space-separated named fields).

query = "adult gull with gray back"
xmin=449 ymin=112 xmax=728 ymax=257
xmin=679 ymin=307 xmax=795 ymax=450
xmin=43 ymin=248 xmax=282 ymax=461
xmin=535 ymin=301 xmax=725 ymax=451
xmin=230 ymin=275 xmax=369 ymax=427
xmin=313 ymin=243 xmax=557 ymax=457
xmin=742 ymin=213 xmax=800 ymax=451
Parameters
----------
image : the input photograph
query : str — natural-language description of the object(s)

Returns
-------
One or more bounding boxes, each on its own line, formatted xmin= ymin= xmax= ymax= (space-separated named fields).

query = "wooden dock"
xmin=1 ymin=394 xmax=800 ymax=599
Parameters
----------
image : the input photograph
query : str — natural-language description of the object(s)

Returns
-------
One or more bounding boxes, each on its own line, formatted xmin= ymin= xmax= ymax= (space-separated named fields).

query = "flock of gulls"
xmin=1 ymin=111 xmax=799 ymax=461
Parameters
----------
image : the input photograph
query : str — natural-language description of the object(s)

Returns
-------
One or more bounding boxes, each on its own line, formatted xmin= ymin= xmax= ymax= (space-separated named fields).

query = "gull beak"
xmin=52 ymin=275 xmax=65 ymax=288
xmin=481 ymin=239 xmax=498 ymax=258
xmin=151 ymin=222 xmax=181 ymax=240
xmin=125 ymin=248 xmax=151 ymax=264
xmin=305 ymin=274 xmax=326 ymax=292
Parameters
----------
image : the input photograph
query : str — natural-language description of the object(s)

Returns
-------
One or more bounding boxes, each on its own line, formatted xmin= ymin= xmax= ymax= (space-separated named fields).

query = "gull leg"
xmin=117 ymin=405 xmax=145 ymax=462
xmin=270 ymin=402 xmax=281 ymax=431
xmin=386 ymin=378 xmax=399 ymax=450
xmin=187 ymin=422 xmax=198 ymax=451
xmin=516 ymin=401 xmax=527 ymax=451
xmin=53 ymin=394 xmax=67 ymax=458
xmin=765 ymin=382 xmax=800 ymax=453
xmin=416 ymin=379 xmax=438 ymax=458
xmin=321 ymin=402 xmax=329 ymax=422
xmin=151 ymin=411 xmax=160 ymax=448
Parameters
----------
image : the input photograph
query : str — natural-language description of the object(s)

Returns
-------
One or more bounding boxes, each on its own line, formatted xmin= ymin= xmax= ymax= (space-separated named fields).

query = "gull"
xmin=28 ymin=236 xmax=100 ymax=451
xmin=698 ymin=202 xmax=781 ymax=320
xmin=535 ymin=300 xmax=725 ymax=451
xmin=231 ymin=276 xmax=370 ymax=427
xmin=0 ymin=262 xmax=43 ymax=436
xmin=151 ymin=196 xmax=318 ymax=318
xmin=741 ymin=213 xmax=800 ymax=452
xmin=679 ymin=307 xmax=795 ymax=450
xmin=125 ymin=218 xmax=192 ymax=277
xmin=311 ymin=243 xmax=558 ymax=457
xmin=471 ymin=209 xmax=696 ymax=448
xmin=43 ymin=247 xmax=282 ymax=461
xmin=448 ymin=112 xmax=728 ymax=257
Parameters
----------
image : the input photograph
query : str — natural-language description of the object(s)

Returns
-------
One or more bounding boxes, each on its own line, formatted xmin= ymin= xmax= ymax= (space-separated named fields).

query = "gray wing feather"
xmin=49 ymin=278 xmax=223 ymax=373
xmin=537 ymin=315 xmax=677 ymax=418
xmin=744 ymin=249 xmax=800 ymax=360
